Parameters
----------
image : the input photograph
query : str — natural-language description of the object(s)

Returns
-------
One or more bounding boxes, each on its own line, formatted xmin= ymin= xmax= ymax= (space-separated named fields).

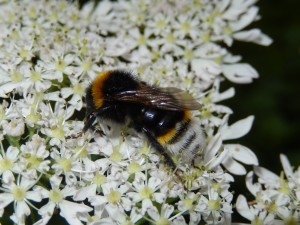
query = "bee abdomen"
xmin=168 ymin=119 xmax=191 ymax=144
xmin=163 ymin=119 xmax=206 ymax=163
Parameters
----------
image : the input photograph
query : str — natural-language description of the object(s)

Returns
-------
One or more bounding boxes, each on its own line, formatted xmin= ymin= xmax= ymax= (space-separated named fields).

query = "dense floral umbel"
xmin=234 ymin=155 xmax=300 ymax=225
xmin=0 ymin=0 xmax=272 ymax=224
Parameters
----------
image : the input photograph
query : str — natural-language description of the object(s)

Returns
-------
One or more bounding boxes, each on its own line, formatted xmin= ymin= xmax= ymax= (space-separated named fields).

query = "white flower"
xmin=89 ymin=181 xmax=131 ymax=211
xmin=50 ymin=146 xmax=79 ymax=186
xmin=216 ymin=2 xmax=272 ymax=46
xmin=0 ymin=175 xmax=43 ymax=225
xmin=147 ymin=13 xmax=170 ymax=35
xmin=173 ymin=14 xmax=200 ymax=40
xmin=43 ymin=53 xmax=75 ymax=82
xmin=61 ymin=76 xmax=87 ymax=111
xmin=22 ymin=64 xmax=53 ymax=92
xmin=219 ymin=115 xmax=258 ymax=175
xmin=236 ymin=155 xmax=300 ymax=224
xmin=0 ymin=63 xmax=32 ymax=97
xmin=40 ymin=103 xmax=73 ymax=145
xmin=2 ymin=118 xmax=25 ymax=137
xmin=233 ymin=28 xmax=273 ymax=46
xmin=195 ymin=187 xmax=232 ymax=225
xmin=106 ymin=205 xmax=143 ymax=225
xmin=19 ymin=134 xmax=50 ymax=178
xmin=0 ymin=146 xmax=20 ymax=183
xmin=35 ymin=175 xmax=92 ymax=225
xmin=222 ymin=63 xmax=259 ymax=84
xmin=147 ymin=204 xmax=174 ymax=224
xmin=16 ymin=93 xmax=43 ymax=127
xmin=127 ymin=174 xmax=167 ymax=214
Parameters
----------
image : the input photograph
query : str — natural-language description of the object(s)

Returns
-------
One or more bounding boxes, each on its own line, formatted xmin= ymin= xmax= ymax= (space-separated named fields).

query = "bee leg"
xmin=83 ymin=111 xmax=98 ymax=133
xmin=140 ymin=127 xmax=177 ymax=171
xmin=84 ymin=106 xmax=113 ymax=133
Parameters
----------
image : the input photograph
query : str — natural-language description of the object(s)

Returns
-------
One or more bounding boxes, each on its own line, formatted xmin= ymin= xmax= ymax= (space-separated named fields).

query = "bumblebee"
xmin=84 ymin=70 xmax=206 ymax=170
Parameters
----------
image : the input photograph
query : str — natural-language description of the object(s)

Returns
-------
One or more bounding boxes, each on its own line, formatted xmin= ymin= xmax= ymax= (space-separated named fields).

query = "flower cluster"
xmin=236 ymin=154 xmax=300 ymax=225
xmin=0 ymin=0 xmax=271 ymax=224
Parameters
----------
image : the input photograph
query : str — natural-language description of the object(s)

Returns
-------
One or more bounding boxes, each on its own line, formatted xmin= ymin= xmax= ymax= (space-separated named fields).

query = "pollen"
xmin=139 ymin=186 xmax=153 ymax=199
xmin=208 ymin=199 xmax=220 ymax=210
xmin=49 ymin=188 xmax=63 ymax=203
xmin=93 ymin=173 xmax=106 ymax=185
xmin=12 ymin=186 xmax=26 ymax=201
xmin=107 ymin=189 xmax=121 ymax=205
xmin=92 ymin=71 xmax=112 ymax=108
xmin=0 ymin=158 xmax=13 ymax=172
xmin=58 ymin=157 xmax=72 ymax=172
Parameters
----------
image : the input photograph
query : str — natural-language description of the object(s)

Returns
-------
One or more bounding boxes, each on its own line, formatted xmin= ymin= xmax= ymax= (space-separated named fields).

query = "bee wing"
xmin=112 ymin=85 xmax=201 ymax=111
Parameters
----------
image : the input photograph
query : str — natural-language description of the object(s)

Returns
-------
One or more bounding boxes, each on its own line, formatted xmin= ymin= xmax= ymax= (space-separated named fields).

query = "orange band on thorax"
xmin=92 ymin=71 xmax=112 ymax=109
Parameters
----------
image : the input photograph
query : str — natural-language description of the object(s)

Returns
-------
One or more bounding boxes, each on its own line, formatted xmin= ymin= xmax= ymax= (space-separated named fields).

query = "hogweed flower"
xmin=0 ymin=0 xmax=277 ymax=224
xmin=235 ymin=154 xmax=300 ymax=225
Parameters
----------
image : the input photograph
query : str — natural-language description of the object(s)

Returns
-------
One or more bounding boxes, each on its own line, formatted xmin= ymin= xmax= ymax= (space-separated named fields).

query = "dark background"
xmin=227 ymin=0 xmax=300 ymax=173
xmin=226 ymin=0 xmax=300 ymax=221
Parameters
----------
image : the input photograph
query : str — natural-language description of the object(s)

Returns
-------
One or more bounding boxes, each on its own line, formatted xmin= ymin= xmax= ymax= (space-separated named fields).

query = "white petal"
xmin=0 ymin=193 xmax=14 ymax=209
xmin=222 ymin=63 xmax=258 ymax=83
xmin=105 ymin=205 xmax=125 ymax=222
xmin=207 ymin=147 xmax=229 ymax=170
xmin=275 ymin=194 xmax=290 ymax=206
xmin=59 ymin=200 xmax=92 ymax=225
xmin=130 ymin=207 xmax=143 ymax=223
xmin=141 ymin=199 xmax=153 ymax=214
xmin=61 ymin=185 xmax=76 ymax=197
xmin=230 ymin=7 xmax=259 ymax=31
xmin=220 ymin=116 xmax=254 ymax=140
xmin=73 ymin=184 xmax=97 ymax=201
xmin=2 ymin=171 xmax=15 ymax=184
xmin=26 ymin=189 xmax=43 ymax=202
xmin=44 ymin=91 xmax=64 ymax=103
xmin=222 ymin=155 xmax=246 ymax=175
xmin=223 ymin=53 xmax=242 ymax=64
xmin=148 ymin=177 xmax=161 ymax=189
xmin=20 ymin=177 xmax=36 ymax=190
xmin=161 ymin=204 xmax=174 ymax=218
xmin=93 ymin=0 xmax=112 ymax=16
xmin=191 ymin=59 xmax=221 ymax=81
xmin=245 ymin=171 xmax=260 ymax=196
xmin=211 ymin=87 xmax=235 ymax=103
xmin=6 ymin=146 xmax=19 ymax=160
xmin=69 ymin=95 xmax=83 ymax=110
xmin=38 ymin=202 xmax=55 ymax=217
xmin=233 ymin=29 xmax=273 ymax=46
xmin=16 ymin=201 xmax=30 ymax=218
xmin=280 ymin=154 xmax=294 ymax=179
xmin=193 ymin=43 xmax=225 ymax=58
xmin=89 ymin=195 xmax=107 ymax=206
xmin=204 ymin=134 xmax=222 ymax=163
xmin=235 ymin=195 xmax=254 ymax=221
xmin=226 ymin=144 xmax=258 ymax=165
xmin=33 ymin=215 xmax=52 ymax=225
xmin=61 ymin=88 xmax=73 ymax=98
xmin=10 ymin=213 xmax=25 ymax=225
xmin=80 ymin=1 xmax=95 ymax=18
xmin=147 ymin=206 xmax=160 ymax=221
xmin=0 ymin=82 xmax=19 ymax=98
xmin=254 ymin=166 xmax=279 ymax=183
xmin=50 ymin=175 xmax=62 ymax=189
xmin=64 ymin=54 xmax=74 ymax=65
xmin=153 ymin=192 xmax=166 ymax=204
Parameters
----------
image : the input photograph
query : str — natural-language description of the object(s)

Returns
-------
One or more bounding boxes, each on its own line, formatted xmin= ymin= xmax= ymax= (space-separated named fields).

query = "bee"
xmin=84 ymin=70 xmax=206 ymax=170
